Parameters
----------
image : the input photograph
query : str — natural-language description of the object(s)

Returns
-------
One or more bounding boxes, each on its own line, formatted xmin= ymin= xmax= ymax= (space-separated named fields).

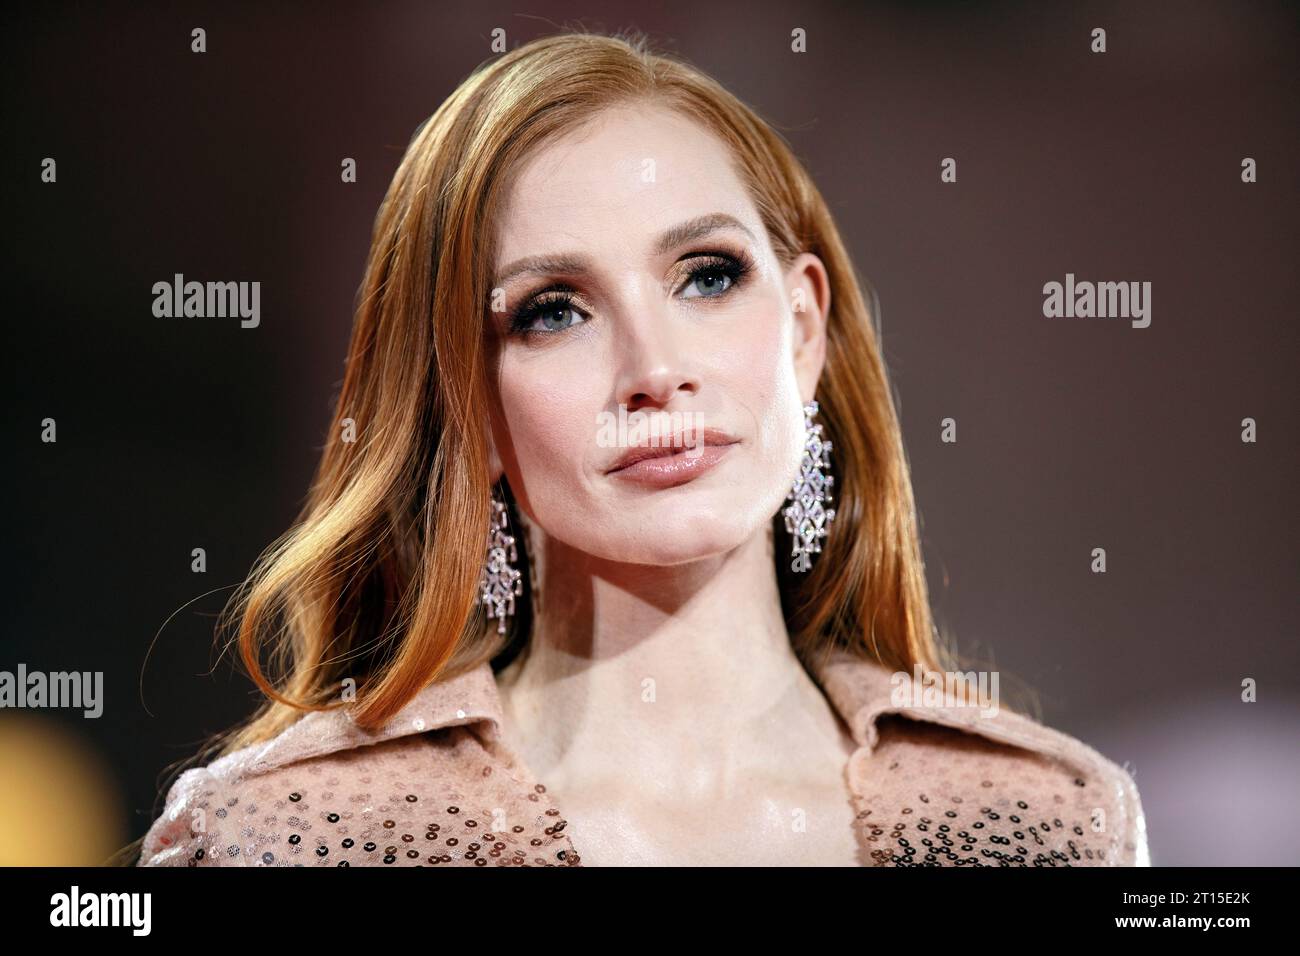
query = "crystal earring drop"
xmin=479 ymin=489 xmax=523 ymax=634
xmin=783 ymin=399 xmax=836 ymax=571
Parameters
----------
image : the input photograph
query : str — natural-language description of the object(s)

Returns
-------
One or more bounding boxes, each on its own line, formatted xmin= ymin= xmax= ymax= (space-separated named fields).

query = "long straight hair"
xmin=188 ymin=30 xmax=955 ymax=769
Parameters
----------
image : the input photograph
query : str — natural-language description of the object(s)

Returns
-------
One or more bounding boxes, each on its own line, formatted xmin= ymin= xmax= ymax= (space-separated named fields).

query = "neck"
xmin=494 ymin=520 xmax=854 ymax=800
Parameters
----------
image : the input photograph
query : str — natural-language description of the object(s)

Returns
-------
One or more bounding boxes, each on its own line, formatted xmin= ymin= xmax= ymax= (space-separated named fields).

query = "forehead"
xmin=493 ymin=104 xmax=760 ymax=263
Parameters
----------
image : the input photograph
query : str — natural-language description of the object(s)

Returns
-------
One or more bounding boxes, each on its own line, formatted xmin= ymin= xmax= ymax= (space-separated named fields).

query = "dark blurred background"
xmin=3 ymin=0 xmax=1296 ymax=866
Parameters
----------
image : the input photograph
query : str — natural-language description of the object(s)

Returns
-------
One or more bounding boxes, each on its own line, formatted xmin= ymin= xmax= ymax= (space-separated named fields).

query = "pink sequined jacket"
xmin=138 ymin=650 xmax=1150 ymax=867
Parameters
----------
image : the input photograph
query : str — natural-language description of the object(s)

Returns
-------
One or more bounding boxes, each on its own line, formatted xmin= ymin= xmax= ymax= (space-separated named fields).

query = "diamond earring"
xmin=783 ymin=399 xmax=836 ymax=571
xmin=479 ymin=488 xmax=523 ymax=634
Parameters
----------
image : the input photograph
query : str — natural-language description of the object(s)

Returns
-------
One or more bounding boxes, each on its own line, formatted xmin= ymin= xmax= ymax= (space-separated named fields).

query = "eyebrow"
xmin=492 ymin=212 xmax=757 ymax=288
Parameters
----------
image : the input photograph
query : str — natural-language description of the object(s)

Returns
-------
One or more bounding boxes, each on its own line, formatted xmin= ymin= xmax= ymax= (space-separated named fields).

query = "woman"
xmin=135 ymin=31 xmax=1148 ymax=867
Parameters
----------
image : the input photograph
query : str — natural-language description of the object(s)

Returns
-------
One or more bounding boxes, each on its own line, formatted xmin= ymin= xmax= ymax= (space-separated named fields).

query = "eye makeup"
xmin=505 ymin=246 xmax=757 ymax=339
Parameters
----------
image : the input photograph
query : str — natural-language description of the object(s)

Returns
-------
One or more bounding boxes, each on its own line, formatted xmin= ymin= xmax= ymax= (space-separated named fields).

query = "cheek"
xmin=714 ymin=294 xmax=802 ymax=460
xmin=497 ymin=354 xmax=601 ymax=502
xmin=732 ymin=308 xmax=788 ymax=391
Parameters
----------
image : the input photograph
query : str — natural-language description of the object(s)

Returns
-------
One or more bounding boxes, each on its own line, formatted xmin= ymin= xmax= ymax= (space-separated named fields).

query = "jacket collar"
xmin=209 ymin=661 xmax=505 ymax=779
xmin=813 ymin=647 xmax=1102 ymax=767
xmin=213 ymin=648 xmax=1078 ymax=779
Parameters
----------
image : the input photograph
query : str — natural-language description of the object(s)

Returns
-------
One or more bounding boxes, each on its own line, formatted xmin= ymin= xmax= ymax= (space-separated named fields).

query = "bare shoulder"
xmin=850 ymin=709 xmax=1150 ymax=867
xmin=138 ymin=724 xmax=577 ymax=867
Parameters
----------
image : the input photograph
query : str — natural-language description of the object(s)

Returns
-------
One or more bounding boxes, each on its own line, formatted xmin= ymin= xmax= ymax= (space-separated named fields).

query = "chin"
xmin=608 ymin=499 xmax=768 ymax=566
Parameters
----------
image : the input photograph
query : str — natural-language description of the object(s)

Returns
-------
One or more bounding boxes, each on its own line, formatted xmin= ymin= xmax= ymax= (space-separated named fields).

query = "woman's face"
xmin=486 ymin=103 xmax=828 ymax=567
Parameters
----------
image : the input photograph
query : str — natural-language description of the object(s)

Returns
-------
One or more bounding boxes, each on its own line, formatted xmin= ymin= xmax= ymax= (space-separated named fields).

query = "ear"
xmin=783 ymin=252 xmax=830 ymax=404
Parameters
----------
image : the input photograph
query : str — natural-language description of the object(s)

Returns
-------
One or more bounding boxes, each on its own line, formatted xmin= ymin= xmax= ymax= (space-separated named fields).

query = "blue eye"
xmin=683 ymin=268 xmax=733 ymax=298
xmin=511 ymin=292 xmax=588 ymax=335
xmin=506 ymin=250 xmax=753 ymax=339
xmin=679 ymin=254 xmax=750 ymax=300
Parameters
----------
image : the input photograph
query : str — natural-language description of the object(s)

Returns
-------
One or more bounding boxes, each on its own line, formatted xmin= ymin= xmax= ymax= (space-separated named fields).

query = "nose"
xmin=612 ymin=295 xmax=700 ymax=411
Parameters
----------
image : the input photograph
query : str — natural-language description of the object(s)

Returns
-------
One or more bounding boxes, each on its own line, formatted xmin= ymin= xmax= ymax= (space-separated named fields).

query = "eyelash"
xmin=508 ymin=249 xmax=755 ymax=338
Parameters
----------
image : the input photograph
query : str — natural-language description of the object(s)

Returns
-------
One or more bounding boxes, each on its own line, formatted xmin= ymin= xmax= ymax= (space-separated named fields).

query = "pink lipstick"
xmin=604 ymin=428 xmax=739 ymax=488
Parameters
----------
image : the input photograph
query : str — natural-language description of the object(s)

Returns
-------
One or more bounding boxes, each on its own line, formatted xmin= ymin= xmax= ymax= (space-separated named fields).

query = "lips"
xmin=602 ymin=427 xmax=740 ymax=489
xmin=604 ymin=427 xmax=740 ymax=475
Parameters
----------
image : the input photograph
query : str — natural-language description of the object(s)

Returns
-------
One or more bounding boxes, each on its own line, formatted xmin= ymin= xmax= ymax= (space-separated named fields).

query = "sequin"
xmin=139 ymin=649 xmax=1147 ymax=866
xmin=857 ymin=720 xmax=1132 ymax=866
